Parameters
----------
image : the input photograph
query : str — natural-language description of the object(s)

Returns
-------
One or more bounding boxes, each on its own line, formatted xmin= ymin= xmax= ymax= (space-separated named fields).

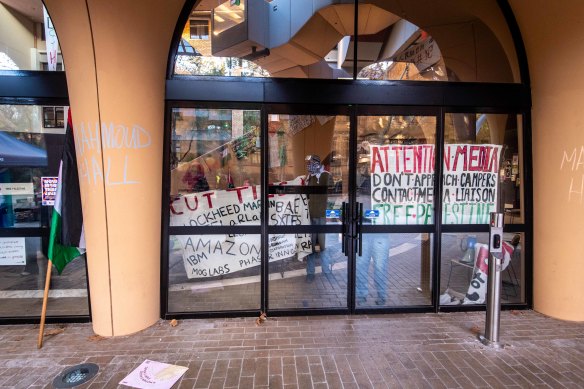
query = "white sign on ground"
xmin=119 ymin=360 xmax=187 ymax=389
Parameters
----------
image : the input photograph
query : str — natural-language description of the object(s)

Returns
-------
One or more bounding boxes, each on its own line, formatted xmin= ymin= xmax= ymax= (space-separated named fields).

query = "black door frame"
xmin=163 ymin=82 xmax=532 ymax=319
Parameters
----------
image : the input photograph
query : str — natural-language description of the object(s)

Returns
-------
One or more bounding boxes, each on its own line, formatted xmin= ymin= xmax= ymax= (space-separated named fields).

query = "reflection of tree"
xmin=0 ymin=105 xmax=34 ymax=133
xmin=174 ymin=55 xmax=269 ymax=77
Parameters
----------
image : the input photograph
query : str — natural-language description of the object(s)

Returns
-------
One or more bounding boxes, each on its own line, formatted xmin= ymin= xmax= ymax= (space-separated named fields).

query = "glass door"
xmin=166 ymin=104 xmax=439 ymax=315
xmin=353 ymin=110 xmax=437 ymax=309
xmin=266 ymin=108 xmax=350 ymax=311
xmin=167 ymin=105 xmax=263 ymax=313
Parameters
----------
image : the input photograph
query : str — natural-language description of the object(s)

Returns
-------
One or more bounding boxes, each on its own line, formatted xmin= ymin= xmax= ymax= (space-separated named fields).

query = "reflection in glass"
xmin=357 ymin=115 xmax=436 ymax=225
xmin=356 ymin=17 xmax=449 ymax=82
xmin=356 ymin=1 xmax=518 ymax=82
xmin=0 ymin=237 xmax=89 ymax=317
xmin=0 ymin=1 xmax=64 ymax=71
xmin=267 ymin=114 xmax=348 ymax=226
xmin=174 ymin=0 xmax=356 ymax=79
xmin=440 ymin=232 xmax=524 ymax=305
xmin=173 ymin=1 xmax=519 ymax=82
xmin=268 ymin=233 xmax=346 ymax=310
xmin=169 ymin=108 xmax=261 ymax=226
xmin=0 ymin=105 xmax=68 ymax=229
xmin=443 ymin=113 xmax=523 ymax=224
xmin=213 ymin=0 xmax=246 ymax=35
xmin=356 ymin=233 xmax=433 ymax=308
xmin=168 ymin=234 xmax=261 ymax=312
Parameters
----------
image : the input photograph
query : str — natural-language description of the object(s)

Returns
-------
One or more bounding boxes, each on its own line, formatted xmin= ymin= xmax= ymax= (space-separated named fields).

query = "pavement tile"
xmin=0 ymin=311 xmax=581 ymax=388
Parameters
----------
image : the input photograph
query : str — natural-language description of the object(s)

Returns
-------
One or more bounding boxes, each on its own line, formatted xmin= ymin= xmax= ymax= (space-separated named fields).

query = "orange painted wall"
xmin=45 ymin=0 xmax=185 ymax=336
xmin=510 ymin=0 xmax=584 ymax=321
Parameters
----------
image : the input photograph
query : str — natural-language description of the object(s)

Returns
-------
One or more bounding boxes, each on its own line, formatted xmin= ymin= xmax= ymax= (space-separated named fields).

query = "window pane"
xmin=440 ymin=232 xmax=525 ymax=305
xmin=358 ymin=115 xmax=436 ymax=225
xmin=267 ymin=114 xmax=349 ymax=226
xmin=169 ymin=108 xmax=261 ymax=226
xmin=174 ymin=1 xmax=520 ymax=82
xmin=356 ymin=0 xmax=519 ymax=83
xmin=357 ymin=233 xmax=433 ymax=308
xmin=168 ymin=234 xmax=261 ymax=312
xmin=190 ymin=19 xmax=209 ymax=40
xmin=443 ymin=113 xmax=523 ymax=224
xmin=0 ymin=237 xmax=89 ymax=317
xmin=173 ymin=0 xmax=355 ymax=79
xmin=268 ymin=232 xmax=347 ymax=310
xmin=0 ymin=105 xmax=68 ymax=229
xmin=0 ymin=0 xmax=64 ymax=71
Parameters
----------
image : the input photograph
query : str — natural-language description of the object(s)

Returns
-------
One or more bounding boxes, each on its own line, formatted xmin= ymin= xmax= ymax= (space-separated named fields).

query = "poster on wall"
xmin=41 ymin=176 xmax=58 ymax=206
xmin=170 ymin=176 xmax=311 ymax=278
xmin=0 ymin=237 xmax=26 ymax=266
xmin=369 ymin=143 xmax=502 ymax=224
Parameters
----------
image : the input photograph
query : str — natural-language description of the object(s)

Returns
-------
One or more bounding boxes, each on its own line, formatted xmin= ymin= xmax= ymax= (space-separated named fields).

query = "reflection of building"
xmin=0 ymin=1 xmax=64 ymax=70
xmin=177 ymin=0 xmax=449 ymax=80
xmin=1 ymin=0 xmax=584 ymax=339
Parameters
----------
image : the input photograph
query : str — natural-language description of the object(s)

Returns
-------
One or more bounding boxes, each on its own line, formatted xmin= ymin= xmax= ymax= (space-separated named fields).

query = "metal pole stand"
xmin=478 ymin=212 xmax=505 ymax=349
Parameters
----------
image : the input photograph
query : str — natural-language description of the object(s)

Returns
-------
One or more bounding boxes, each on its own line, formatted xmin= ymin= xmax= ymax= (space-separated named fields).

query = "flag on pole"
xmin=48 ymin=110 xmax=85 ymax=274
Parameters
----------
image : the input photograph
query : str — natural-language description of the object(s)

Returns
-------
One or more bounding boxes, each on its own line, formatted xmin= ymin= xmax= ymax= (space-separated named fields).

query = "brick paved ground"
xmin=0 ymin=310 xmax=582 ymax=388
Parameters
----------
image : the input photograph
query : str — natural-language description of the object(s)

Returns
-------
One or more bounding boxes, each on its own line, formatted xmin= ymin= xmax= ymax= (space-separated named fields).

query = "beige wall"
xmin=0 ymin=4 xmax=35 ymax=69
xmin=510 ymin=0 xmax=584 ymax=321
xmin=45 ymin=0 xmax=185 ymax=336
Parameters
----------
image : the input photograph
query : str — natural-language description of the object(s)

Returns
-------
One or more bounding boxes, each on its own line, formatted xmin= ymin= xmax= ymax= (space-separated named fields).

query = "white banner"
xmin=370 ymin=143 xmax=502 ymax=224
xmin=43 ymin=6 xmax=59 ymax=71
xmin=394 ymin=37 xmax=441 ymax=71
xmin=170 ymin=177 xmax=311 ymax=278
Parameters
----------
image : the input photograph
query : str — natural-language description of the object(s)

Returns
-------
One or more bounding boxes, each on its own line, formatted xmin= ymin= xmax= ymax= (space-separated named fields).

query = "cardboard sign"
xmin=120 ymin=360 xmax=187 ymax=389
xmin=170 ymin=176 xmax=312 ymax=278
xmin=369 ymin=143 xmax=502 ymax=225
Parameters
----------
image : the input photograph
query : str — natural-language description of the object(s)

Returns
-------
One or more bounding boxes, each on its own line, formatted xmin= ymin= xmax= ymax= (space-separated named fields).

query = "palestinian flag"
xmin=48 ymin=110 xmax=85 ymax=274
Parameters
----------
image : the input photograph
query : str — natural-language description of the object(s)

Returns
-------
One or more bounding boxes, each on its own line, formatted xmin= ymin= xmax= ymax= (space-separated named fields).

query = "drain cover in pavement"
xmin=52 ymin=363 xmax=99 ymax=388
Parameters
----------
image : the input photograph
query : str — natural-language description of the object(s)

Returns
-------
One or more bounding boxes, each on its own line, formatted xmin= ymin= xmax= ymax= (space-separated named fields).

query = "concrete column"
xmin=44 ymin=0 xmax=185 ymax=336
xmin=511 ymin=0 xmax=584 ymax=321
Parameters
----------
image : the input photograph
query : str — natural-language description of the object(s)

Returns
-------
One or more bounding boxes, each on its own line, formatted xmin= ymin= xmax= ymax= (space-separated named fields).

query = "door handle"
xmin=341 ymin=202 xmax=348 ymax=254
xmin=355 ymin=202 xmax=363 ymax=256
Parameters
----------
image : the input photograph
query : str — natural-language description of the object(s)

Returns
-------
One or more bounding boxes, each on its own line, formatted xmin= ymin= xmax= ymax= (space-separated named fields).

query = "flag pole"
xmin=37 ymin=260 xmax=53 ymax=349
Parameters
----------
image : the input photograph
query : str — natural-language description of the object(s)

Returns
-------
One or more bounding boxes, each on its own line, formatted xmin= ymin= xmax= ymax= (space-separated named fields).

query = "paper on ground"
xmin=120 ymin=360 xmax=188 ymax=389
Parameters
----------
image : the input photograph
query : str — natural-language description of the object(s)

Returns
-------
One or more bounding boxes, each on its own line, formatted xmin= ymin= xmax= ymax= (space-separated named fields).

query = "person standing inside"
xmin=304 ymin=155 xmax=333 ymax=282
xmin=355 ymin=160 xmax=390 ymax=305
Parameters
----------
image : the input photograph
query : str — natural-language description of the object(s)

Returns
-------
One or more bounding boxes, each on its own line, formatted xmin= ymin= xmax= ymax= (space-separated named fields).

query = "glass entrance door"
xmin=166 ymin=104 xmax=439 ymax=315
xmin=265 ymin=108 xmax=438 ymax=312
xmin=266 ymin=109 xmax=350 ymax=311
xmin=353 ymin=112 xmax=437 ymax=309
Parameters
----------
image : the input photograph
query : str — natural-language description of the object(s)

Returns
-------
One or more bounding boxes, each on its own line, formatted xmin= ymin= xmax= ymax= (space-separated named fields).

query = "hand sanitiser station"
xmin=478 ymin=212 xmax=505 ymax=349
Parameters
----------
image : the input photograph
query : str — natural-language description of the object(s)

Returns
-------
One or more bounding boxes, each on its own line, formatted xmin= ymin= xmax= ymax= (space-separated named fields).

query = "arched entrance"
xmin=162 ymin=0 xmax=531 ymax=318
